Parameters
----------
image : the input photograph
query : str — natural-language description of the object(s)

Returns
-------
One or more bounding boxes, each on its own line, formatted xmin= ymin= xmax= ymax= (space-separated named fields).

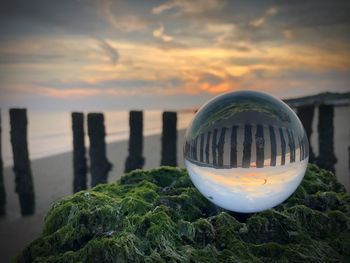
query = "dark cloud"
xmin=0 ymin=0 xmax=105 ymax=36
xmin=96 ymin=38 xmax=119 ymax=65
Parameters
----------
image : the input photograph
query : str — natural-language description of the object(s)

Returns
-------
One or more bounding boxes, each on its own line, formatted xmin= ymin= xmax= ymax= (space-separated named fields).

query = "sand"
xmin=0 ymin=130 xmax=186 ymax=262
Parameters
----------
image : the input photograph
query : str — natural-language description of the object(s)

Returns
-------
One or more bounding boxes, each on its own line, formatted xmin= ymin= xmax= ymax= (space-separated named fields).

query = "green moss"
xmin=16 ymin=165 xmax=350 ymax=262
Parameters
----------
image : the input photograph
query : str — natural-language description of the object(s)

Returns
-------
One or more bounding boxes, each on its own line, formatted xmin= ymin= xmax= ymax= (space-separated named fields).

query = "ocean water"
xmin=1 ymin=110 xmax=195 ymax=167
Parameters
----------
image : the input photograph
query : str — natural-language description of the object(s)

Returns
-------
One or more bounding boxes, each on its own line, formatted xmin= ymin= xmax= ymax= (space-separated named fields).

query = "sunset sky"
xmin=0 ymin=0 xmax=349 ymax=110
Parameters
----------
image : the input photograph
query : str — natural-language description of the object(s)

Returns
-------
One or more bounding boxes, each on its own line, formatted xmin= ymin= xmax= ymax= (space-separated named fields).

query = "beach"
xmin=0 ymin=130 xmax=186 ymax=262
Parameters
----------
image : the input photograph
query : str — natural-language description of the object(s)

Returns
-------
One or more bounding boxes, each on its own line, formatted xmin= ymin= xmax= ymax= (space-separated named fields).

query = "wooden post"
xmin=87 ymin=113 xmax=112 ymax=187
xmin=297 ymin=105 xmax=315 ymax=163
xmin=217 ymin=127 xmax=226 ymax=167
xmin=255 ymin=124 xmax=265 ymax=168
xmin=125 ymin=111 xmax=144 ymax=172
xmin=242 ymin=124 xmax=252 ymax=168
xmin=205 ymin=131 xmax=211 ymax=164
xmin=161 ymin=111 xmax=177 ymax=166
xmin=0 ymin=109 xmax=6 ymax=216
xmin=269 ymin=126 xmax=277 ymax=166
xmin=316 ymin=105 xmax=337 ymax=173
xmin=230 ymin=125 xmax=238 ymax=168
xmin=9 ymin=109 xmax=35 ymax=215
xmin=72 ymin=112 xmax=87 ymax=193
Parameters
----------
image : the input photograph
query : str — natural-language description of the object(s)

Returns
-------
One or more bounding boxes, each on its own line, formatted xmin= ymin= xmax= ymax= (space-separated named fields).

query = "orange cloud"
xmin=41 ymin=88 xmax=101 ymax=99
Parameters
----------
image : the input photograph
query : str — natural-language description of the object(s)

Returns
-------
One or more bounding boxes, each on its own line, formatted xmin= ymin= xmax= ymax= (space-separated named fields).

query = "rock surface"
xmin=16 ymin=165 xmax=350 ymax=262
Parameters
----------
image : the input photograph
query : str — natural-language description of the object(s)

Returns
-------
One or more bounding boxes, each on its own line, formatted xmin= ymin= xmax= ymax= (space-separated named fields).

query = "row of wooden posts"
xmin=0 ymin=103 xmax=340 ymax=216
xmin=73 ymin=110 xmax=177 ymax=191
xmin=0 ymin=109 xmax=177 ymax=216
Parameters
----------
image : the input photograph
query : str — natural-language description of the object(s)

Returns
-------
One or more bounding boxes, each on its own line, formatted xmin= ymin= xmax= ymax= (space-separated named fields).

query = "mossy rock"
xmin=16 ymin=164 xmax=350 ymax=262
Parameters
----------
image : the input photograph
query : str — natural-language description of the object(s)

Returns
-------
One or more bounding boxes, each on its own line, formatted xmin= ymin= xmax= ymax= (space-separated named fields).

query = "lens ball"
xmin=184 ymin=90 xmax=309 ymax=213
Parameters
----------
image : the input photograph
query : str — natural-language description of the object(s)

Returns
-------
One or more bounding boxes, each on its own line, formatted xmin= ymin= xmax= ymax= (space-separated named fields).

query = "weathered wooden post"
xmin=316 ymin=104 xmax=337 ymax=173
xmin=125 ymin=111 xmax=144 ymax=172
xmin=72 ymin=112 xmax=87 ymax=193
xmin=161 ymin=111 xmax=177 ymax=166
xmin=297 ymin=105 xmax=315 ymax=162
xmin=87 ymin=113 xmax=112 ymax=187
xmin=9 ymin=108 xmax=35 ymax=215
xmin=0 ymin=109 xmax=6 ymax=216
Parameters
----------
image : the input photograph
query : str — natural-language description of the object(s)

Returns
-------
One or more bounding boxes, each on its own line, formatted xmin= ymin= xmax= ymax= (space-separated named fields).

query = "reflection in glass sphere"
xmin=184 ymin=90 xmax=309 ymax=213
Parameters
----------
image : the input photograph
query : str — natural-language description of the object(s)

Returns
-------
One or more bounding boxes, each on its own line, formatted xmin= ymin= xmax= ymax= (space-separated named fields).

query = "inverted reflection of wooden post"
xmin=161 ymin=111 xmax=177 ymax=166
xmin=301 ymin=136 xmax=307 ymax=161
xmin=192 ymin=138 xmax=198 ymax=161
xmin=279 ymin=127 xmax=286 ymax=165
xmin=199 ymin=133 xmax=204 ymax=162
xmin=297 ymin=105 xmax=315 ymax=163
xmin=0 ymin=110 xmax=6 ymax=216
xmin=205 ymin=131 xmax=211 ymax=164
xmin=287 ymin=129 xmax=296 ymax=163
xmin=217 ymin=127 xmax=226 ymax=167
xmin=255 ymin=124 xmax=265 ymax=168
xmin=10 ymin=109 xmax=35 ymax=215
xmin=88 ymin=113 xmax=112 ymax=186
xmin=269 ymin=126 xmax=277 ymax=166
xmin=299 ymin=138 xmax=303 ymax=161
xmin=190 ymin=140 xmax=193 ymax=160
xmin=242 ymin=124 xmax=252 ymax=168
xmin=72 ymin=112 xmax=87 ymax=193
xmin=125 ymin=111 xmax=145 ymax=172
xmin=212 ymin=129 xmax=218 ymax=167
xmin=185 ymin=141 xmax=190 ymax=161
xmin=316 ymin=105 xmax=337 ymax=173
xmin=230 ymin=125 xmax=238 ymax=168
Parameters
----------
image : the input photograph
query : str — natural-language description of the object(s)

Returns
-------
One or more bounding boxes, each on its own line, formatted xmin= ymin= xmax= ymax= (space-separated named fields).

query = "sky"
xmin=0 ymin=0 xmax=349 ymax=110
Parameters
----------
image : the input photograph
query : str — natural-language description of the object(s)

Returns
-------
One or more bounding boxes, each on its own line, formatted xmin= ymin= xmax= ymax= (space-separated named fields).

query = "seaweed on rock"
xmin=16 ymin=164 xmax=350 ymax=262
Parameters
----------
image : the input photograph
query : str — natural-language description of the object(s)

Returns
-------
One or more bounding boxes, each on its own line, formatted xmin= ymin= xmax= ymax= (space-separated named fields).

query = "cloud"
xmin=99 ymin=0 xmax=148 ymax=31
xmin=250 ymin=6 xmax=278 ymax=28
xmin=152 ymin=0 xmax=224 ymax=14
xmin=153 ymin=24 xmax=173 ymax=42
xmin=282 ymin=29 xmax=295 ymax=39
xmin=96 ymin=38 xmax=119 ymax=65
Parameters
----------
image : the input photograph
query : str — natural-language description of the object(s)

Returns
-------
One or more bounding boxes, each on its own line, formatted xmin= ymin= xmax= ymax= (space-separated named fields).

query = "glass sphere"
xmin=184 ymin=90 xmax=309 ymax=213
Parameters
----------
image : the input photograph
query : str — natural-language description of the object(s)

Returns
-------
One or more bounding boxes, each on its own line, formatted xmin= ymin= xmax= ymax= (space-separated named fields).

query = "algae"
xmin=16 ymin=164 xmax=350 ymax=262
